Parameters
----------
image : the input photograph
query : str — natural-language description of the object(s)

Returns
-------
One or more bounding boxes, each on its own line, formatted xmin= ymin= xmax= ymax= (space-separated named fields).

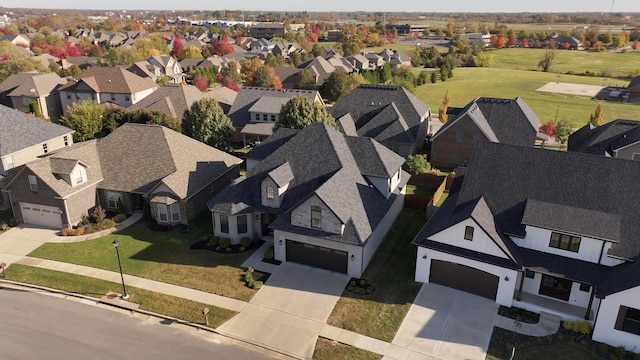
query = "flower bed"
xmin=498 ymin=305 xmax=540 ymax=324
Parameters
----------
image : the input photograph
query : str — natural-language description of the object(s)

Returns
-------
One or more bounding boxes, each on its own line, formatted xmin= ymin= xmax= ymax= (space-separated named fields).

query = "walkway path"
xmin=495 ymin=311 xmax=561 ymax=337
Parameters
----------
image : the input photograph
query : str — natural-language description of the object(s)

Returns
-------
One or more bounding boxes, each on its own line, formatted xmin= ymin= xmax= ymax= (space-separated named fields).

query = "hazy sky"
xmin=10 ymin=0 xmax=640 ymax=13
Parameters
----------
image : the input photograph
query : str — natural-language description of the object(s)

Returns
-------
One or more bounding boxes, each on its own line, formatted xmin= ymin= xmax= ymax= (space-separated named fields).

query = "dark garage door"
xmin=430 ymin=260 xmax=499 ymax=300
xmin=286 ymin=240 xmax=348 ymax=274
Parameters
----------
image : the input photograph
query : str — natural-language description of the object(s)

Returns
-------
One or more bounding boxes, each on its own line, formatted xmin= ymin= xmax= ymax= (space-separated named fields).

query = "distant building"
xmin=385 ymin=24 xmax=429 ymax=36
xmin=249 ymin=23 xmax=286 ymax=39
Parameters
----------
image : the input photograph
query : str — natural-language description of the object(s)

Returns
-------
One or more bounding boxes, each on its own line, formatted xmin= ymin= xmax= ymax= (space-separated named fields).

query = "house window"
xmin=75 ymin=170 xmax=84 ymax=184
xmin=539 ymin=274 xmax=572 ymax=301
xmin=270 ymin=114 xmax=276 ymax=122
xmin=549 ymin=232 xmax=581 ymax=252
xmin=170 ymin=203 xmax=180 ymax=222
xmin=66 ymin=93 xmax=71 ymax=100
xmin=254 ymin=113 xmax=260 ymax=121
xmin=64 ymin=136 xmax=69 ymax=146
xmin=464 ymin=226 xmax=474 ymax=240
xmin=6 ymin=155 xmax=14 ymax=170
xmin=106 ymin=191 xmax=121 ymax=209
xmin=455 ymin=130 xmax=464 ymax=143
xmin=28 ymin=175 xmax=38 ymax=192
xmin=158 ymin=204 xmax=168 ymax=222
xmin=110 ymin=93 xmax=116 ymax=101
xmin=632 ymin=153 xmax=640 ymax=161
xmin=311 ymin=205 xmax=322 ymax=228
xmin=615 ymin=306 xmax=640 ymax=335
xmin=220 ymin=214 xmax=229 ymax=233
xmin=266 ymin=185 xmax=274 ymax=199
xmin=525 ymin=270 xmax=535 ymax=279
xmin=125 ymin=95 xmax=130 ymax=102
xmin=263 ymin=114 xmax=268 ymax=121
xmin=42 ymin=143 xmax=48 ymax=154
xmin=579 ymin=283 xmax=591 ymax=292
xmin=237 ymin=214 xmax=248 ymax=234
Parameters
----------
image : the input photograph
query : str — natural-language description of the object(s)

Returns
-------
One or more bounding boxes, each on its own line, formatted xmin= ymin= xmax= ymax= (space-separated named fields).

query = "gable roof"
xmin=433 ymin=97 xmax=538 ymax=146
xmin=329 ymin=84 xmax=430 ymax=144
xmin=6 ymin=72 xmax=67 ymax=98
xmin=59 ymin=67 xmax=157 ymax=94
xmin=208 ymin=123 xmax=407 ymax=246
xmin=128 ymin=83 xmax=207 ymax=119
xmin=228 ymin=86 xmax=321 ymax=129
xmin=0 ymin=105 xmax=74 ymax=157
xmin=568 ymin=119 xmax=640 ymax=156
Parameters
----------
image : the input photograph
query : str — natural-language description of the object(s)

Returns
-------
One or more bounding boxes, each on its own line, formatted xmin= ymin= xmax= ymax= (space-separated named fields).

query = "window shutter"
xmin=615 ymin=306 xmax=628 ymax=330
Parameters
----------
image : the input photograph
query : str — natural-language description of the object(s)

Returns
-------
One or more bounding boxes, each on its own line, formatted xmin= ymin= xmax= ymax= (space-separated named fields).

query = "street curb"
xmin=0 ymin=279 xmax=294 ymax=359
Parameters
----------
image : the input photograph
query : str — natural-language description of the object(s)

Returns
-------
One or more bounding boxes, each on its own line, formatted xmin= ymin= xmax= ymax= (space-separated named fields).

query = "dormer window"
xmin=28 ymin=175 xmax=38 ymax=192
xmin=75 ymin=170 xmax=84 ymax=184
xmin=464 ymin=226 xmax=474 ymax=241
xmin=549 ymin=231 xmax=581 ymax=252
xmin=266 ymin=185 xmax=274 ymax=199
xmin=311 ymin=205 xmax=322 ymax=228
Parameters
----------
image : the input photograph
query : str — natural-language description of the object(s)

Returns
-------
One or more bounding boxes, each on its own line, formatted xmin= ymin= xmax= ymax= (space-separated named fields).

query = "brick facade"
xmin=431 ymin=115 xmax=488 ymax=169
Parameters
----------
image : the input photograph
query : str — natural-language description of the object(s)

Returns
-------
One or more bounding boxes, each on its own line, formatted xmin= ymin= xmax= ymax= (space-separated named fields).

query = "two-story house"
xmin=329 ymin=84 xmax=431 ymax=157
xmin=228 ymin=86 xmax=324 ymax=144
xmin=0 ymin=105 xmax=74 ymax=207
xmin=430 ymin=97 xmax=547 ymax=168
xmin=0 ymin=72 xmax=67 ymax=121
xmin=413 ymin=141 xmax=640 ymax=353
xmin=568 ymin=119 xmax=640 ymax=160
xmin=128 ymin=55 xmax=184 ymax=84
xmin=207 ymin=123 xmax=408 ymax=278
xmin=58 ymin=67 xmax=158 ymax=115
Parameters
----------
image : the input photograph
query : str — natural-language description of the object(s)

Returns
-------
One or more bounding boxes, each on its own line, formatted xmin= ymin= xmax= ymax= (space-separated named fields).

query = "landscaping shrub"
xmin=0 ymin=222 xmax=9 ymax=232
xmin=244 ymin=267 xmax=263 ymax=290
xmin=346 ymin=278 xmax=375 ymax=295
xmin=75 ymin=227 xmax=85 ymax=236
xmin=112 ymin=213 xmax=127 ymax=223
xmin=562 ymin=320 xmax=592 ymax=334
xmin=91 ymin=206 xmax=106 ymax=223
xmin=116 ymin=198 xmax=126 ymax=214
xmin=97 ymin=219 xmax=116 ymax=230
xmin=207 ymin=235 xmax=219 ymax=247
xmin=219 ymin=237 xmax=231 ymax=249
xmin=264 ymin=245 xmax=274 ymax=259
xmin=61 ymin=227 xmax=76 ymax=236
xmin=80 ymin=214 xmax=90 ymax=226
xmin=240 ymin=237 xmax=252 ymax=248
xmin=615 ymin=346 xmax=626 ymax=358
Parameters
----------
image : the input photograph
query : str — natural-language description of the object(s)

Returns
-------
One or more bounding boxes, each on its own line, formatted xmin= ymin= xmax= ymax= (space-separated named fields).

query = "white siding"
xmin=513 ymin=225 xmax=608 ymax=264
xmin=415 ymin=247 xmax=518 ymax=307
xmin=366 ymin=175 xmax=390 ymax=198
xmin=521 ymin=272 xmax=593 ymax=309
xmin=212 ymin=212 xmax=255 ymax=244
xmin=290 ymin=195 xmax=342 ymax=234
xmin=260 ymin=176 xmax=288 ymax=208
xmin=0 ymin=135 xmax=71 ymax=176
xmin=429 ymin=219 xmax=510 ymax=259
xmin=593 ymin=286 xmax=640 ymax=353
xmin=362 ymin=185 xmax=405 ymax=270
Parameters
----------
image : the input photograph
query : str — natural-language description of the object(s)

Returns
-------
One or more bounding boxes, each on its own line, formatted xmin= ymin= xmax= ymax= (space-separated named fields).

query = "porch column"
xmin=516 ymin=269 xmax=525 ymax=301
xmin=585 ymin=285 xmax=596 ymax=320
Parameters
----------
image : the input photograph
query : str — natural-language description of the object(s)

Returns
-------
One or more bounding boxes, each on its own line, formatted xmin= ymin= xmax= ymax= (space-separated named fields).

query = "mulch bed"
xmin=249 ymin=269 xmax=271 ymax=283
xmin=498 ymin=305 xmax=540 ymax=324
xmin=261 ymin=257 xmax=282 ymax=265
xmin=190 ymin=239 xmax=265 ymax=254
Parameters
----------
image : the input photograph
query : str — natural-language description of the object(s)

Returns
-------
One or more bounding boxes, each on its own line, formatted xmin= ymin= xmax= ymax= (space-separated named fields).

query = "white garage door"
xmin=20 ymin=202 xmax=63 ymax=228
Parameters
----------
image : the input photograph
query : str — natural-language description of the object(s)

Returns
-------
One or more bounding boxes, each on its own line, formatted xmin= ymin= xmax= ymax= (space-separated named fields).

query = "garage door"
xmin=20 ymin=202 xmax=63 ymax=228
xmin=286 ymin=240 xmax=348 ymax=273
xmin=429 ymin=260 xmax=499 ymax=300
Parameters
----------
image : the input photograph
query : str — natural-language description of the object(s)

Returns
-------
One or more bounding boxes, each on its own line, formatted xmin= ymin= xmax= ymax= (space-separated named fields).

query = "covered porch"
xmin=513 ymin=290 xmax=597 ymax=323
xmin=240 ymin=122 xmax=275 ymax=147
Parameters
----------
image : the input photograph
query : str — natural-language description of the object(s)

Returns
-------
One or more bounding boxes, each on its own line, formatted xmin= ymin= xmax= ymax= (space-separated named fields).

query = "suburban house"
xmin=58 ymin=67 xmax=158 ymax=116
xmin=0 ymin=105 xmax=74 ymax=206
xmin=329 ymin=84 xmax=431 ymax=157
xmin=3 ymin=124 xmax=242 ymax=228
xmin=127 ymin=83 xmax=236 ymax=119
xmin=207 ymin=123 xmax=407 ymax=278
xmin=0 ymin=33 xmax=30 ymax=47
xmin=297 ymin=56 xmax=353 ymax=86
xmin=128 ymin=55 xmax=184 ymax=84
xmin=627 ymin=76 xmax=640 ymax=104
xmin=430 ymin=97 xmax=545 ymax=168
xmin=228 ymin=86 xmax=324 ymax=144
xmin=413 ymin=141 xmax=640 ymax=353
xmin=0 ymin=72 xmax=67 ymax=120
xmin=568 ymin=119 xmax=640 ymax=160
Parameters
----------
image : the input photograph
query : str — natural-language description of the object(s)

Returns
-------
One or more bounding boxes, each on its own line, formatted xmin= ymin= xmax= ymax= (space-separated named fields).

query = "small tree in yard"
xmin=554 ymin=119 xmax=573 ymax=147
xmin=404 ymin=154 xmax=431 ymax=174
xmin=60 ymin=100 xmax=105 ymax=142
xmin=182 ymin=98 xmax=235 ymax=150
xmin=274 ymin=96 xmax=337 ymax=131
xmin=438 ymin=90 xmax=451 ymax=123
xmin=538 ymin=48 xmax=558 ymax=72
xmin=590 ymin=101 xmax=605 ymax=127
xmin=539 ymin=120 xmax=556 ymax=137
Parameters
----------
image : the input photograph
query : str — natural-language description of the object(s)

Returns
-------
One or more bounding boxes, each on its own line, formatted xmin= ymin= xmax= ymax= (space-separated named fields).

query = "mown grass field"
xmin=412 ymin=67 xmax=640 ymax=128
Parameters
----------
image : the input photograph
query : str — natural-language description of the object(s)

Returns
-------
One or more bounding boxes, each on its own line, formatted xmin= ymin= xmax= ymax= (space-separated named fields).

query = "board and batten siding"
xmin=592 ymin=286 xmax=640 ymax=353
xmin=428 ymin=218 xmax=510 ymax=259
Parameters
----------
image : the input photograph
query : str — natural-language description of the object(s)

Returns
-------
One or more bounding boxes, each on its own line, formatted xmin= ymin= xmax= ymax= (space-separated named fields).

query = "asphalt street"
xmin=0 ymin=286 xmax=280 ymax=360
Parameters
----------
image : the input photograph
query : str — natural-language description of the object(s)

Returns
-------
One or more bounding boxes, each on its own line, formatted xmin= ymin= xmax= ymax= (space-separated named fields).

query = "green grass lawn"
xmin=313 ymin=338 xmax=382 ymax=360
xmin=413 ymin=67 xmax=640 ymax=128
xmin=27 ymin=214 xmax=258 ymax=301
xmin=326 ymin=209 xmax=426 ymax=342
xmin=405 ymin=184 xmax=435 ymax=197
xmin=489 ymin=48 xmax=640 ymax=79
xmin=5 ymin=264 xmax=237 ymax=328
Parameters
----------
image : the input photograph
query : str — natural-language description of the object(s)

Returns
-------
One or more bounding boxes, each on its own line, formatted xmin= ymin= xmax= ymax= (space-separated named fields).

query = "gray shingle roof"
xmin=329 ymin=84 xmax=430 ymax=147
xmin=268 ymin=162 xmax=293 ymax=187
xmin=128 ymin=83 xmax=206 ymax=119
xmin=208 ymin=123 xmax=407 ymax=246
xmin=414 ymin=141 xmax=640 ymax=296
xmin=4 ymin=72 xmax=66 ymax=97
xmin=59 ymin=67 xmax=157 ymax=94
xmin=0 ymin=105 xmax=74 ymax=157
xmin=248 ymin=96 xmax=290 ymax=114
xmin=568 ymin=119 xmax=640 ymax=156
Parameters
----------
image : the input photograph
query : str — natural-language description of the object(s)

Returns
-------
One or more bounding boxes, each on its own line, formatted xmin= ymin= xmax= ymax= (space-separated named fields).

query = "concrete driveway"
xmin=217 ymin=262 xmax=349 ymax=359
xmin=0 ymin=226 xmax=58 ymax=266
xmin=392 ymin=283 xmax=498 ymax=360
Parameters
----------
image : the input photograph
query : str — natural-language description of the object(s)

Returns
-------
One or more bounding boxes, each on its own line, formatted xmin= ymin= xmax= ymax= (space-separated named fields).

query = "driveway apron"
xmin=217 ymin=262 xmax=349 ymax=359
xmin=0 ymin=226 xmax=58 ymax=266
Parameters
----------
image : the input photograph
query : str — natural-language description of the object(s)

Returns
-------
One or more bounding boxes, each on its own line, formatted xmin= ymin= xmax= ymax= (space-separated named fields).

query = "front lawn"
xmin=326 ymin=209 xmax=426 ymax=342
xmin=313 ymin=338 xmax=381 ymax=360
xmin=28 ymin=214 xmax=258 ymax=301
xmin=4 ymin=264 xmax=237 ymax=328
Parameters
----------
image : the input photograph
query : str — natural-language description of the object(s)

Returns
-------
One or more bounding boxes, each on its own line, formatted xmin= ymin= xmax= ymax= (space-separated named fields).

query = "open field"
xmin=413 ymin=67 xmax=640 ymax=128
xmin=489 ymin=48 xmax=640 ymax=79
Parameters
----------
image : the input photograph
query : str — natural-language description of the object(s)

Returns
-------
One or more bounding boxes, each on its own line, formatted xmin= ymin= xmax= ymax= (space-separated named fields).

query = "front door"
xmin=539 ymin=274 xmax=572 ymax=301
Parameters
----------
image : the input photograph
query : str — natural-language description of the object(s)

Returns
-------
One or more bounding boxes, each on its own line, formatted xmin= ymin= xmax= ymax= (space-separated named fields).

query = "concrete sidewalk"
xmin=495 ymin=311 xmax=561 ymax=337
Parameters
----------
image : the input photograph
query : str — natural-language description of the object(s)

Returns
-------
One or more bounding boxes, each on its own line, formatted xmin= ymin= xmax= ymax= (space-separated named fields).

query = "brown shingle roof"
xmin=59 ymin=67 xmax=157 ymax=94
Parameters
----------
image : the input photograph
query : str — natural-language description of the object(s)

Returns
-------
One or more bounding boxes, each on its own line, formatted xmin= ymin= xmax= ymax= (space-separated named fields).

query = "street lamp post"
xmin=554 ymin=106 xmax=559 ymax=122
xmin=112 ymin=240 xmax=129 ymax=300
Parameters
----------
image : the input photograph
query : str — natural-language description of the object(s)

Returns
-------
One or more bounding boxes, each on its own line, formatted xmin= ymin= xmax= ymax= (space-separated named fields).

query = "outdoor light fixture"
xmin=504 ymin=276 xmax=510 ymax=282
xmin=279 ymin=239 xmax=282 ymax=245
xmin=422 ymin=255 xmax=427 ymax=259
xmin=112 ymin=239 xmax=129 ymax=300
xmin=350 ymin=254 xmax=355 ymax=261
